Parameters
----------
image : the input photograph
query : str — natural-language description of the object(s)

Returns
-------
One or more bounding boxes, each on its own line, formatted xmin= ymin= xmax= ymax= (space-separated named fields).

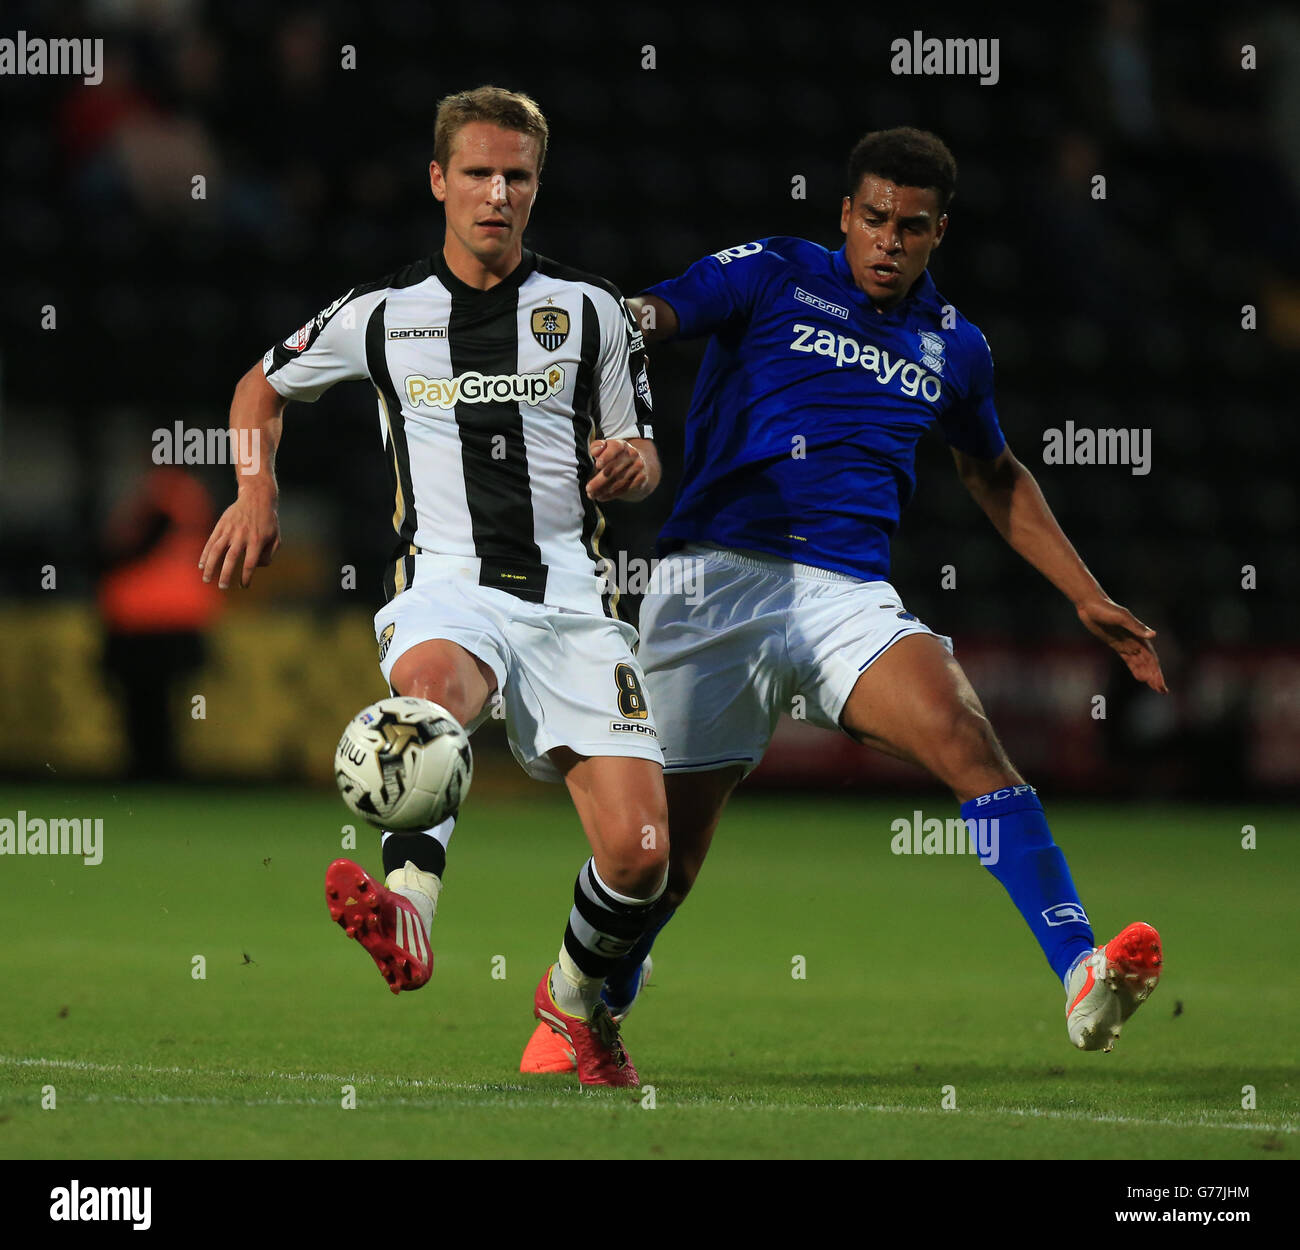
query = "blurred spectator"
xmin=98 ymin=466 xmax=223 ymax=779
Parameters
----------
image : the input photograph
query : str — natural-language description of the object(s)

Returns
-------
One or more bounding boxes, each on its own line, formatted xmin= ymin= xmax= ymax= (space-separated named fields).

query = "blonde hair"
xmin=433 ymin=85 xmax=549 ymax=174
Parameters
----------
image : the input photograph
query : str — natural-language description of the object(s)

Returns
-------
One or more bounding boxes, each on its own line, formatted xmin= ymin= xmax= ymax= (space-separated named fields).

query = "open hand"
xmin=1076 ymin=598 xmax=1168 ymax=693
xmin=199 ymin=488 xmax=280 ymax=589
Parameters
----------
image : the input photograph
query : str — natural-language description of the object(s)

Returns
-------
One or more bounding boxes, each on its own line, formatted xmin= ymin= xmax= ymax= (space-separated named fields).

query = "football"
xmin=334 ymin=696 xmax=473 ymax=830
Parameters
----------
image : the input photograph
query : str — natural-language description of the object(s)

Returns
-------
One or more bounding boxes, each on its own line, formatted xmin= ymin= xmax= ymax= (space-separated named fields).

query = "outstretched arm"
xmin=199 ymin=363 xmax=286 ymax=589
xmin=953 ymin=444 xmax=1168 ymax=693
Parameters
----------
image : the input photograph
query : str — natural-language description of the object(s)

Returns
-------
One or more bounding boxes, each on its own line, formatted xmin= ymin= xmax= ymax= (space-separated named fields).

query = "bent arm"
xmin=232 ymin=363 xmax=287 ymax=498
xmin=952 ymin=445 xmax=1101 ymax=606
xmin=953 ymin=444 xmax=1167 ymax=692
xmin=198 ymin=363 xmax=287 ymax=588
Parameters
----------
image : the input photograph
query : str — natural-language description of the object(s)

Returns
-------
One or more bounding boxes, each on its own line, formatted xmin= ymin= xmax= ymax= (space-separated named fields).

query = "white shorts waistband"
xmin=676 ymin=543 xmax=868 ymax=584
xmin=404 ymin=551 xmax=606 ymax=615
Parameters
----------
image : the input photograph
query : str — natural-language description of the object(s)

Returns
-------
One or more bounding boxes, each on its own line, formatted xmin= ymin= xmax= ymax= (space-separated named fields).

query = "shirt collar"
xmin=434 ymin=248 xmax=535 ymax=298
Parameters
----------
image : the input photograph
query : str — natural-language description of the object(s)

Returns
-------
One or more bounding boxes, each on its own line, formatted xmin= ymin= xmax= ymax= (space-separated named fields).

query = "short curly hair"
xmin=846 ymin=127 xmax=957 ymax=211
xmin=433 ymin=85 xmax=549 ymax=175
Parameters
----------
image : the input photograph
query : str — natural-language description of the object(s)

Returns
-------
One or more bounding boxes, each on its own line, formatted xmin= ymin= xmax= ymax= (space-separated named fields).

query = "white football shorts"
xmin=374 ymin=558 xmax=663 ymax=783
xmin=637 ymin=543 xmax=953 ymax=775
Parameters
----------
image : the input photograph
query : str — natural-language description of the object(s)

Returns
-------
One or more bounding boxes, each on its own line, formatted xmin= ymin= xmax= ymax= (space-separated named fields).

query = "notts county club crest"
xmin=531 ymin=303 xmax=570 ymax=351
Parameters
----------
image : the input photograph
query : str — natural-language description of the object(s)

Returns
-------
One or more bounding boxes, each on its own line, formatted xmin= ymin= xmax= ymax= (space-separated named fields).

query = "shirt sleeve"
xmin=642 ymin=240 xmax=772 ymax=340
xmin=262 ymin=286 xmax=388 ymax=402
xmin=937 ymin=330 xmax=1007 ymax=460
xmin=593 ymin=294 xmax=654 ymax=442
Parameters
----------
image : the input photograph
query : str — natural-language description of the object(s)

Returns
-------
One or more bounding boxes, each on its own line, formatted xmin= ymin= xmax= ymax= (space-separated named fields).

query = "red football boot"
xmin=325 ymin=858 xmax=431 ymax=994
xmin=532 ymin=966 xmax=640 ymax=1087
xmin=520 ymin=1022 xmax=577 ymax=1074
xmin=521 ymin=955 xmax=653 ymax=1074
xmin=1065 ymin=921 xmax=1162 ymax=1051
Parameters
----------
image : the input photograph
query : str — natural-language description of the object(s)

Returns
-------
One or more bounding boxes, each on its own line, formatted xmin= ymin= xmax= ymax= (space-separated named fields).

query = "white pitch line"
xmin=0 ymin=1055 xmax=520 ymax=1095
xmin=74 ymin=1093 xmax=580 ymax=1111
xmin=2 ymin=1055 xmax=1295 ymax=1134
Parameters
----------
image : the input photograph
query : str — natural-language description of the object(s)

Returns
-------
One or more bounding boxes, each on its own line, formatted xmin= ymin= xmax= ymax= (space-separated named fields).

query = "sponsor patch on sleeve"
xmin=635 ymin=362 xmax=652 ymax=410
xmin=284 ymin=322 xmax=313 ymax=352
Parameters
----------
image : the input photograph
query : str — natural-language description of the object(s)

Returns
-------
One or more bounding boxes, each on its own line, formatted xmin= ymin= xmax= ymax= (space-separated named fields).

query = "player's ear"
xmin=932 ymin=212 xmax=948 ymax=248
xmin=840 ymin=195 xmax=851 ymax=235
xmin=429 ymin=160 xmax=447 ymax=202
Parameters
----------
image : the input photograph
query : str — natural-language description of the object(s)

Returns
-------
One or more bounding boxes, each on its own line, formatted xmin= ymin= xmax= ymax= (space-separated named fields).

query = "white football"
xmin=334 ymin=696 xmax=472 ymax=830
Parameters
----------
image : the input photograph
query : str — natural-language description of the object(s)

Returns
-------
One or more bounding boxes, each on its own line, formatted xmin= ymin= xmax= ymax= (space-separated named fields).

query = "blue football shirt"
xmin=644 ymin=236 xmax=1006 ymax=580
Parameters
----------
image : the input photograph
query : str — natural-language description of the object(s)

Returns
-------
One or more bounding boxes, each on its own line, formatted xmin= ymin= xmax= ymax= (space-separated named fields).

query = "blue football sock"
xmin=602 ymin=903 xmax=676 ymax=1013
xmin=960 ymin=786 xmax=1094 ymax=983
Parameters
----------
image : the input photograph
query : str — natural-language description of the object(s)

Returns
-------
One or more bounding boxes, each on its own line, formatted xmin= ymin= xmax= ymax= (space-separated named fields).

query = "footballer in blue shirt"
xmin=519 ymin=127 xmax=1168 ymax=1075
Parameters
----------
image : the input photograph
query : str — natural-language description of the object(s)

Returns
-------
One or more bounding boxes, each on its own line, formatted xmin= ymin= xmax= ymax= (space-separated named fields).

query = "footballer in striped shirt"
xmin=200 ymin=85 xmax=669 ymax=1087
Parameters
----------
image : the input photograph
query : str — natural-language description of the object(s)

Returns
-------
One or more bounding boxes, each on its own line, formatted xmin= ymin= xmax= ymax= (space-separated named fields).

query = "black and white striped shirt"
xmin=263 ymin=250 xmax=653 ymax=615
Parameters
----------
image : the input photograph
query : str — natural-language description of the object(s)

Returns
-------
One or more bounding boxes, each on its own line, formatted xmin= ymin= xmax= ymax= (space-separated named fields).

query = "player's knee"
xmin=598 ymin=812 xmax=670 ymax=899
xmin=399 ymin=663 xmax=474 ymax=723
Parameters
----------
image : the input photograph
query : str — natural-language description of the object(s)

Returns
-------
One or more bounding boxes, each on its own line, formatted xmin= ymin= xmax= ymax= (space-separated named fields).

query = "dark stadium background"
xmin=1 ymin=0 xmax=1297 ymax=797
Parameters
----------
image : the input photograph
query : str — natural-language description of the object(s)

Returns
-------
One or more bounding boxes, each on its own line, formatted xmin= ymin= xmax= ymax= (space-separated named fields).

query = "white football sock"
xmin=385 ymin=860 xmax=442 ymax=935
xmin=428 ymin=815 xmax=455 ymax=849
xmin=552 ymin=945 xmax=604 ymax=1018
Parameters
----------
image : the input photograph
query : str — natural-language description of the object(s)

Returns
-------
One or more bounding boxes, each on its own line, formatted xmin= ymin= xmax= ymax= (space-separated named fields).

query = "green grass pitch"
xmin=1 ymin=783 xmax=1296 ymax=1159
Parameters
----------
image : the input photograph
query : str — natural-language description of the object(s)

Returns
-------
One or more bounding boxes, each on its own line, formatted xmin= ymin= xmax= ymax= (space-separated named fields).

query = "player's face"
xmin=840 ymin=177 xmax=947 ymax=309
xmin=430 ymin=122 xmax=540 ymax=273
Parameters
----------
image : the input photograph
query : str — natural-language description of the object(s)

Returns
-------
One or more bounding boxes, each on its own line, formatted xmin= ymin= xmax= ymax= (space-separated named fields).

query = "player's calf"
xmin=539 ymin=754 xmax=668 ymax=1078
xmin=553 ymin=751 xmax=669 ymax=1001
xmin=959 ymin=784 xmax=1095 ymax=983
xmin=522 ymin=764 xmax=734 ymax=1075
xmin=550 ymin=855 xmax=666 ymax=1018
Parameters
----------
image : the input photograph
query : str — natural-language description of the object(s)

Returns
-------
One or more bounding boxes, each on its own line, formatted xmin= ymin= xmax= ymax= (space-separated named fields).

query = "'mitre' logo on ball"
xmin=531 ymin=304 xmax=570 ymax=351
